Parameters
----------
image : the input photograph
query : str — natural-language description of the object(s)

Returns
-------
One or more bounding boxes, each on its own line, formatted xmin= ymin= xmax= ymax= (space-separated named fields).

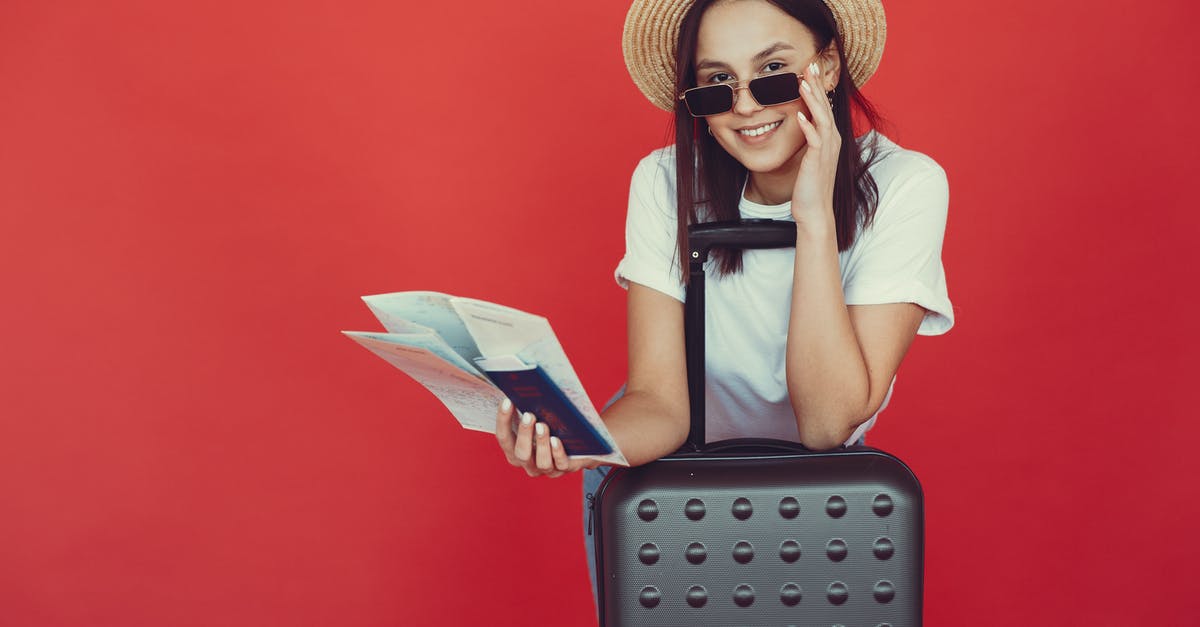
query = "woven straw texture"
xmin=622 ymin=0 xmax=886 ymax=112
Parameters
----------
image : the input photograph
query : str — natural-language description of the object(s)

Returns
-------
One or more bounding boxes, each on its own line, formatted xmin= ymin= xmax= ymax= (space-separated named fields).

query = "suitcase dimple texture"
xmin=597 ymin=451 xmax=922 ymax=626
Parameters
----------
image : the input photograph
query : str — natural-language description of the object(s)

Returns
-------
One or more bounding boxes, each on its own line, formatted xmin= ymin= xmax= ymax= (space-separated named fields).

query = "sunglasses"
xmin=678 ymin=71 xmax=805 ymax=117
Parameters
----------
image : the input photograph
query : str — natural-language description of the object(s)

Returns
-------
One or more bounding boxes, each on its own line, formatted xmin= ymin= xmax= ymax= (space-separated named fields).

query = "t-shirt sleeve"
xmin=841 ymin=156 xmax=954 ymax=335
xmin=614 ymin=152 xmax=686 ymax=302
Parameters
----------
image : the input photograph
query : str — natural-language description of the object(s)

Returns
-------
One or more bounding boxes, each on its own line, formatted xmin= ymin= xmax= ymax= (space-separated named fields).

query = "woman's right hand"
xmin=495 ymin=398 xmax=598 ymax=478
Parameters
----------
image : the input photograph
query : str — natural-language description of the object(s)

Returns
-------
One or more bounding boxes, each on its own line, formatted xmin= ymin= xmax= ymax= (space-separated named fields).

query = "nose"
xmin=731 ymin=84 xmax=763 ymax=116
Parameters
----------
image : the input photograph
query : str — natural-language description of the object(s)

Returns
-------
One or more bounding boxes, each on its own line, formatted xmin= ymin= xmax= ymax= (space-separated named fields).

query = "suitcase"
xmin=590 ymin=219 xmax=924 ymax=626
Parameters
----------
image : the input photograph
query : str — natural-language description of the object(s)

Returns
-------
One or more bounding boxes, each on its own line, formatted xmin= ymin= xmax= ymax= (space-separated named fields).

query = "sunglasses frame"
xmin=678 ymin=71 xmax=807 ymax=117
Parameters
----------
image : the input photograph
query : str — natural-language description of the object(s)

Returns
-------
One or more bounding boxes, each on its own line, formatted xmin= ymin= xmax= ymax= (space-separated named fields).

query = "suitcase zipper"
xmin=585 ymin=492 xmax=595 ymax=535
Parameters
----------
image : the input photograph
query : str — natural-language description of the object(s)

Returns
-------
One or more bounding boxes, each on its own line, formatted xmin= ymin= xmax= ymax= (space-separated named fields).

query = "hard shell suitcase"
xmin=590 ymin=220 xmax=924 ymax=626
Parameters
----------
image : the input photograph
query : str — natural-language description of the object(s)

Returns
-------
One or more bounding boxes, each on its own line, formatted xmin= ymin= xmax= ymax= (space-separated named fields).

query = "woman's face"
xmin=693 ymin=0 xmax=836 ymax=177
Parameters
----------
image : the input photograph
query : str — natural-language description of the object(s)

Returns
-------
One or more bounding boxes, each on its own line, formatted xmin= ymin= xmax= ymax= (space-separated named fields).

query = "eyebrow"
xmin=696 ymin=42 xmax=797 ymax=72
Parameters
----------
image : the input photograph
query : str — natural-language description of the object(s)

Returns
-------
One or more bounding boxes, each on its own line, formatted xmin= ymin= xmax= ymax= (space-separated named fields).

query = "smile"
xmin=737 ymin=121 xmax=782 ymax=137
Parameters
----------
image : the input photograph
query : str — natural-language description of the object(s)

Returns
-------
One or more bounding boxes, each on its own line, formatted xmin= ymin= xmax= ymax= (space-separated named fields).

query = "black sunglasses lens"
xmin=749 ymin=73 xmax=800 ymax=106
xmin=684 ymin=85 xmax=733 ymax=116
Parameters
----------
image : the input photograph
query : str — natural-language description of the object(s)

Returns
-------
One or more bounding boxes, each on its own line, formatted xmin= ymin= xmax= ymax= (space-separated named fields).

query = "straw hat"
xmin=623 ymin=0 xmax=887 ymax=111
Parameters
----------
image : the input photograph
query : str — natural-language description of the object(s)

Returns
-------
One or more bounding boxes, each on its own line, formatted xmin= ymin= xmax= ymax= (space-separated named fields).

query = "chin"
xmin=720 ymin=133 xmax=805 ymax=176
xmin=733 ymin=147 xmax=803 ymax=175
xmin=738 ymin=154 xmax=789 ymax=174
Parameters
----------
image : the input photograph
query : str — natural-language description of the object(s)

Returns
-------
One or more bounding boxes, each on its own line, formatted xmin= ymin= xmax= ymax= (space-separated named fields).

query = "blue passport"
xmin=476 ymin=356 xmax=612 ymax=456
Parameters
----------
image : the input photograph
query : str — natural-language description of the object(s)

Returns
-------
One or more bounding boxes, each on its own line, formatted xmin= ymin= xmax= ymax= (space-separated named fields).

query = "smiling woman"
xmin=498 ymin=0 xmax=949 ymax=463
xmin=492 ymin=0 xmax=952 ymax=611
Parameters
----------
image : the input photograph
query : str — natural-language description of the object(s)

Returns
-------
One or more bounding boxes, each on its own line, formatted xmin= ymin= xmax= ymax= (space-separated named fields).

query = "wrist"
xmin=793 ymin=212 xmax=836 ymax=243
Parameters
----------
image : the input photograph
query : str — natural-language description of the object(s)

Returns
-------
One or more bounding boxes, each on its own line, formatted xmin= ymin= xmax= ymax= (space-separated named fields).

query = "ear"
xmin=816 ymin=43 xmax=842 ymax=92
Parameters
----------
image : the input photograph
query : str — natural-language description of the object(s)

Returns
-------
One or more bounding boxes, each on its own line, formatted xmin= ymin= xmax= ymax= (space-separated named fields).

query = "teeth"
xmin=738 ymin=121 xmax=781 ymax=137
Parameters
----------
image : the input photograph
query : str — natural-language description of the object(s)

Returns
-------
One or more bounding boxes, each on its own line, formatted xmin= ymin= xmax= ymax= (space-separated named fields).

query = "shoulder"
xmin=631 ymin=145 xmax=677 ymax=184
xmin=860 ymin=132 xmax=948 ymax=199
xmin=858 ymin=132 xmax=949 ymax=228
xmin=628 ymin=146 xmax=679 ymax=217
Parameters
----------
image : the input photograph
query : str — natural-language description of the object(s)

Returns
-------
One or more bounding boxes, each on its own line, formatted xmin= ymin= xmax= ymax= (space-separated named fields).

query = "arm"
xmin=785 ymin=222 xmax=924 ymax=449
xmin=599 ymin=282 xmax=691 ymax=466
xmin=785 ymin=61 xmax=932 ymax=449
xmin=597 ymin=151 xmax=692 ymax=465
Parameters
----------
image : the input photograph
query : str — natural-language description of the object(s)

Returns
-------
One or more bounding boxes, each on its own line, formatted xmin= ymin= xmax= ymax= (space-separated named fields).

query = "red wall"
xmin=2 ymin=0 xmax=1198 ymax=624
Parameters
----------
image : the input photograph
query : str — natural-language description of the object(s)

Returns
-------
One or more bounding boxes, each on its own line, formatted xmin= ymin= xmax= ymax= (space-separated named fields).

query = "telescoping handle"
xmin=682 ymin=219 xmax=797 ymax=453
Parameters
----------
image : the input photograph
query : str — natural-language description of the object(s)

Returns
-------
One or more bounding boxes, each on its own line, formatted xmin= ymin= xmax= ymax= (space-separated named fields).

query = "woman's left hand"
xmin=791 ymin=60 xmax=841 ymax=224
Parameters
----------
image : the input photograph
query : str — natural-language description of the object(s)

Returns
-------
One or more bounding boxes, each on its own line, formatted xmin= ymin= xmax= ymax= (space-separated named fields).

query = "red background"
xmin=2 ymin=0 xmax=1198 ymax=625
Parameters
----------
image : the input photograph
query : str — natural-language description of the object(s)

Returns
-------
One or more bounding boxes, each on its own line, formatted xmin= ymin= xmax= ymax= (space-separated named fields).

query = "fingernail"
xmin=809 ymin=62 xmax=819 ymax=75
xmin=500 ymin=398 xmax=512 ymax=412
xmin=551 ymin=437 xmax=561 ymax=449
xmin=797 ymin=111 xmax=807 ymax=122
xmin=535 ymin=423 xmax=546 ymax=437
xmin=521 ymin=412 xmax=533 ymax=426
xmin=800 ymin=80 xmax=811 ymax=93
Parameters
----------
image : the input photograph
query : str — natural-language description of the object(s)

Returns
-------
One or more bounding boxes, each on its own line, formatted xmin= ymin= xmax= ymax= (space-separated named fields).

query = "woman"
xmin=495 ymin=0 xmax=952 ymax=581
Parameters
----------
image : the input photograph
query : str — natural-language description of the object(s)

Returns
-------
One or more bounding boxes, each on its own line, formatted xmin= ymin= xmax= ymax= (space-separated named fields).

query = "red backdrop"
xmin=2 ymin=0 xmax=1198 ymax=624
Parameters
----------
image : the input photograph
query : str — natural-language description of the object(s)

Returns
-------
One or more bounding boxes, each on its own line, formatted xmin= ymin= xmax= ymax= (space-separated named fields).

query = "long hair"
xmin=672 ymin=0 xmax=883 ymax=277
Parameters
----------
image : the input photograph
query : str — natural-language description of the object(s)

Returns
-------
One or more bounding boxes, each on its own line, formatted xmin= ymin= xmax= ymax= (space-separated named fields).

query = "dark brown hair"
xmin=672 ymin=0 xmax=883 ymax=276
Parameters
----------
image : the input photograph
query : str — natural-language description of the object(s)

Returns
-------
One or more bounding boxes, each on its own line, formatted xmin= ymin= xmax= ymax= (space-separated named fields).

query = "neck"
xmin=743 ymin=146 xmax=806 ymax=206
xmin=744 ymin=172 xmax=794 ymax=205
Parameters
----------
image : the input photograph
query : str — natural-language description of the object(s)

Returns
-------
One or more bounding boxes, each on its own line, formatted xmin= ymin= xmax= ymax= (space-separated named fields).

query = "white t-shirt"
xmin=614 ymin=132 xmax=953 ymax=446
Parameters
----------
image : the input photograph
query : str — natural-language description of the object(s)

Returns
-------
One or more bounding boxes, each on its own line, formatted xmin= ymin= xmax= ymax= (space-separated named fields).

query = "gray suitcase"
xmin=590 ymin=220 xmax=924 ymax=626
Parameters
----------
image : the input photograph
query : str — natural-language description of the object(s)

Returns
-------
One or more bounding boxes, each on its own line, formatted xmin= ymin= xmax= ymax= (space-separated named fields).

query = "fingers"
xmin=796 ymin=110 xmax=820 ymax=148
xmin=523 ymin=424 xmax=563 ymax=477
xmin=534 ymin=434 xmax=570 ymax=478
xmin=495 ymin=398 xmax=516 ymax=453
xmin=800 ymin=62 xmax=838 ymax=140
xmin=514 ymin=412 xmax=535 ymax=463
xmin=534 ymin=422 xmax=553 ymax=472
xmin=550 ymin=436 xmax=570 ymax=472
xmin=797 ymin=85 xmax=824 ymax=152
xmin=504 ymin=413 xmax=592 ymax=479
xmin=801 ymin=62 xmax=831 ymax=116
xmin=798 ymin=60 xmax=842 ymax=161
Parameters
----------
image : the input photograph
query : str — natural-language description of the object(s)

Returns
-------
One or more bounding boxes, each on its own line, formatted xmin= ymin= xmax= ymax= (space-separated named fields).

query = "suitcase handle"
xmin=681 ymin=219 xmax=798 ymax=454
xmin=686 ymin=218 xmax=797 ymax=256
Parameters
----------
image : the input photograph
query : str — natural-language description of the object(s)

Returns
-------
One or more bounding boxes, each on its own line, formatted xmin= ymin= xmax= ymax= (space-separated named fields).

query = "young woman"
xmin=495 ymin=0 xmax=951 ymax=558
